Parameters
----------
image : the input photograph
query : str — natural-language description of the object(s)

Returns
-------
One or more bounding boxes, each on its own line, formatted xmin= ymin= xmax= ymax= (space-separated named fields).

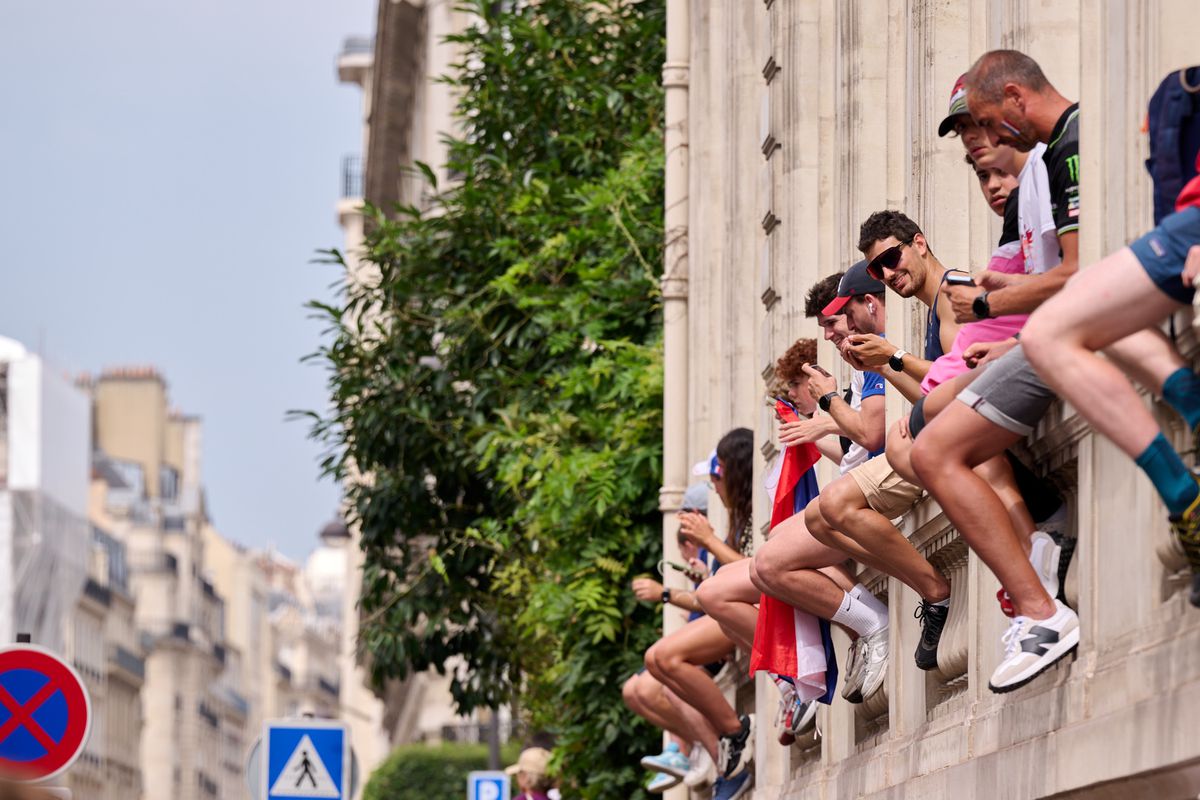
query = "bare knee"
xmin=750 ymin=550 xmax=777 ymax=595
xmin=819 ymin=480 xmax=856 ymax=531
xmin=695 ymin=579 xmax=718 ymax=614
xmin=622 ymin=673 xmax=643 ymax=711
xmin=910 ymin=434 xmax=945 ymax=486
xmin=805 ymin=500 xmax=837 ymax=547
xmin=644 ymin=640 xmax=681 ymax=681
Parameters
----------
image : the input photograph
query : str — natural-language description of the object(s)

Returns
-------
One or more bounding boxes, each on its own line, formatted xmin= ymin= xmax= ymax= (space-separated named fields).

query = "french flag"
xmin=748 ymin=401 xmax=838 ymax=703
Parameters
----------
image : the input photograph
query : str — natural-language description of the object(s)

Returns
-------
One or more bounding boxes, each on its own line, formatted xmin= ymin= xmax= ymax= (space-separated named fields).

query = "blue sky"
xmin=0 ymin=0 xmax=375 ymax=560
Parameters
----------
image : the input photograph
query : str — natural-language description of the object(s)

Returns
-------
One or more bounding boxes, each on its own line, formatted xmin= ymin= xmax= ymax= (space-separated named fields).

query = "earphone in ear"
xmin=868 ymin=302 xmax=876 ymax=314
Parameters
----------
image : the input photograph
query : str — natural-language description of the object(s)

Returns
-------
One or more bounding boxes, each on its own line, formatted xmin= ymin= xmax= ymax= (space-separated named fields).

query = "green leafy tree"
xmin=306 ymin=1 xmax=666 ymax=796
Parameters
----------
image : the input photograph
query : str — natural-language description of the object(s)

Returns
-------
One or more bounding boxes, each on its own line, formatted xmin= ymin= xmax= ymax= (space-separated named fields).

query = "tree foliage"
xmin=306 ymin=1 xmax=666 ymax=796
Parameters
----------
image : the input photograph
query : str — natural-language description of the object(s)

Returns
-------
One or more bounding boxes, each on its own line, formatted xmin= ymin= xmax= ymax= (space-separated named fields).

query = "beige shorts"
xmin=847 ymin=455 xmax=924 ymax=520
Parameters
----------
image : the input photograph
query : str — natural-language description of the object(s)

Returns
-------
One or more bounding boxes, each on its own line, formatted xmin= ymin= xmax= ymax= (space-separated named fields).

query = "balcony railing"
xmin=110 ymin=645 xmax=145 ymax=681
xmin=342 ymin=155 xmax=363 ymax=199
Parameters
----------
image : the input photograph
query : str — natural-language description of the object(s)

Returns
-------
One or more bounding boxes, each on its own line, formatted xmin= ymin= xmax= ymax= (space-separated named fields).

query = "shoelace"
xmin=914 ymin=601 xmax=947 ymax=645
xmin=1000 ymin=616 xmax=1026 ymax=658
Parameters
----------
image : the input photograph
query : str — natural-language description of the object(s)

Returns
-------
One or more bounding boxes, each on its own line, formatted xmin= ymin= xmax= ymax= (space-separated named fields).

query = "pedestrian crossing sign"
xmin=263 ymin=719 xmax=349 ymax=800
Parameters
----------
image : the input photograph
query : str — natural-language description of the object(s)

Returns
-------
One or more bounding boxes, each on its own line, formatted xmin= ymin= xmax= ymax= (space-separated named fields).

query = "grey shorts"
xmin=955 ymin=344 xmax=1055 ymax=436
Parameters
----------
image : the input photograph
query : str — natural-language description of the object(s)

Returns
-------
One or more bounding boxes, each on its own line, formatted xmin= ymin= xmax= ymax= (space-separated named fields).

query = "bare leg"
xmin=975 ymin=455 xmax=1036 ymax=551
xmin=911 ymin=403 xmax=1054 ymax=619
xmin=644 ymin=616 xmax=740 ymax=735
xmin=623 ymin=671 xmax=692 ymax=742
xmin=664 ymin=687 xmax=720 ymax=762
xmin=695 ymin=560 xmax=760 ymax=652
xmin=1023 ymin=248 xmax=1184 ymax=458
xmin=818 ymin=475 xmax=950 ymax=602
xmin=751 ymin=513 xmax=856 ymax=620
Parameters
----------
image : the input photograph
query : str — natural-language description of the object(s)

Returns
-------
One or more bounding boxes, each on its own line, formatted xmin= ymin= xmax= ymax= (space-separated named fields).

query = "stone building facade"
xmin=656 ymin=2 xmax=1200 ymax=798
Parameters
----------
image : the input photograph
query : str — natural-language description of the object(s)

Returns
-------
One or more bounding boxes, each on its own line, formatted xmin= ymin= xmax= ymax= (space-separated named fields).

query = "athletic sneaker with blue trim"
xmin=646 ymin=771 xmax=679 ymax=794
xmin=712 ymin=770 xmax=753 ymax=800
xmin=639 ymin=741 xmax=689 ymax=778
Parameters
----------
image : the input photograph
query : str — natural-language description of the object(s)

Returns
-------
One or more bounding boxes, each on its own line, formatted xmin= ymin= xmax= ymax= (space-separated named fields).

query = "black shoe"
xmin=913 ymin=600 xmax=949 ymax=671
xmin=717 ymin=714 xmax=754 ymax=779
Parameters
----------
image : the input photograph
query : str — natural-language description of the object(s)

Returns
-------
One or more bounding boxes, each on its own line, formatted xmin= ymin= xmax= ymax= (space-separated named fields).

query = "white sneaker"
xmin=857 ymin=626 xmax=889 ymax=701
xmin=683 ymin=744 xmax=715 ymax=788
xmin=988 ymin=599 xmax=1079 ymax=693
xmin=1029 ymin=531 xmax=1062 ymax=600
xmin=839 ymin=638 xmax=864 ymax=703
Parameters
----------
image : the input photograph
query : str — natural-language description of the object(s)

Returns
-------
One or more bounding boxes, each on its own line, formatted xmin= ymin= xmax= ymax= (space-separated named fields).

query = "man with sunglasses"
xmin=910 ymin=50 xmax=1199 ymax=693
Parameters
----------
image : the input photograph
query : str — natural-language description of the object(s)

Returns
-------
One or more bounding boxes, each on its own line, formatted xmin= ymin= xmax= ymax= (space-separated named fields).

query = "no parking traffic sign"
xmin=0 ymin=644 xmax=91 ymax=782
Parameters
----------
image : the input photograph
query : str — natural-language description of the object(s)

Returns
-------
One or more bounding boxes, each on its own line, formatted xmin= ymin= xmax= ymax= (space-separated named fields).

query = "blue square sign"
xmin=468 ymin=770 xmax=510 ymax=800
xmin=263 ymin=719 xmax=350 ymax=800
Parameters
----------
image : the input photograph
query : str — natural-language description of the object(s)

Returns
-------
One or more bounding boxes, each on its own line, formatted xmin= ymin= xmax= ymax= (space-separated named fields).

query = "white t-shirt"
xmin=839 ymin=371 xmax=870 ymax=474
xmin=1016 ymin=142 xmax=1060 ymax=275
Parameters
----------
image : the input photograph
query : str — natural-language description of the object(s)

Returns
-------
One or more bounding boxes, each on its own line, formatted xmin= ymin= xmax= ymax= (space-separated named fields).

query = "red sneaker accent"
xmin=997 ymin=588 xmax=1015 ymax=618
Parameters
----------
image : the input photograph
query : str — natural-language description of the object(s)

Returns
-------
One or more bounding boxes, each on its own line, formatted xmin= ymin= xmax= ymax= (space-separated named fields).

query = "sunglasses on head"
xmin=866 ymin=241 xmax=910 ymax=281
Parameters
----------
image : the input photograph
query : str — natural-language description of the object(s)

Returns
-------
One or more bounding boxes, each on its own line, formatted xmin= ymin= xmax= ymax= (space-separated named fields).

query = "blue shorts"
xmin=1129 ymin=205 xmax=1200 ymax=304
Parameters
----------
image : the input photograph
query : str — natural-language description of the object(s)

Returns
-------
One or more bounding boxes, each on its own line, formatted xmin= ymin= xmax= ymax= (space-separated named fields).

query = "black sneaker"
xmin=913 ymin=600 xmax=949 ymax=671
xmin=717 ymin=714 xmax=754 ymax=779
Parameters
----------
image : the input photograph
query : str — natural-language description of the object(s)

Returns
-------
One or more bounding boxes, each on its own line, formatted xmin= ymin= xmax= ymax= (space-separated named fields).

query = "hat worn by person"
xmin=681 ymin=482 xmax=710 ymax=513
xmin=937 ymin=73 xmax=969 ymax=137
xmin=506 ymin=747 xmax=551 ymax=777
xmin=820 ymin=260 xmax=885 ymax=316
xmin=691 ymin=449 xmax=721 ymax=479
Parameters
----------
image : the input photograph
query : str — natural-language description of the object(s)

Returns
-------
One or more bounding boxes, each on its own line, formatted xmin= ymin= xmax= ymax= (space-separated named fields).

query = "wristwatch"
xmin=661 ymin=589 xmax=672 ymax=605
xmin=973 ymin=291 xmax=992 ymax=320
xmin=818 ymin=391 xmax=839 ymax=412
xmin=888 ymin=349 xmax=908 ymax=372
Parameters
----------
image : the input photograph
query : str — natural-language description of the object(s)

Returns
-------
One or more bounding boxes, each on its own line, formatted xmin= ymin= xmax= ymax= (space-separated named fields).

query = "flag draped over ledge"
xmin=749 ymin=434 xmax=837 ymax=703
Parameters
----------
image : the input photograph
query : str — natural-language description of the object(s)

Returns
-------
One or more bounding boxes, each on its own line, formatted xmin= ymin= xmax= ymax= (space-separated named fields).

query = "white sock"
xmin=849 ymin=584 xmax=889 ymax=617
xmin=831 ymin=592 xmax=887 ymax=637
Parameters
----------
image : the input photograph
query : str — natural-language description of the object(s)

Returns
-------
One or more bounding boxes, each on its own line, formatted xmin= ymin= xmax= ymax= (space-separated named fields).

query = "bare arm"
xmin=982 ymin=231 xmax=1079 ymax=316
xmin=827 ymin=393 xmax=886 ymax=452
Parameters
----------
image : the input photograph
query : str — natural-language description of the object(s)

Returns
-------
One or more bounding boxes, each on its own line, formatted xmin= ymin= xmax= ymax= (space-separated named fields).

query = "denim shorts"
xmin=1129 ymin=205 xmax=1200 ymax=304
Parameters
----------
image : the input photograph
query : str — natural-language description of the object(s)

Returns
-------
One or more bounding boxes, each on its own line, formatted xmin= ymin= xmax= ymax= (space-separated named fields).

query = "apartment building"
xmin=657 ymin=2 xmax=1200 ymax=798
xmin=0 ymin=336 xmax=146 ymax=799
xmin=87 ymin=367 xmax=249 ymax=800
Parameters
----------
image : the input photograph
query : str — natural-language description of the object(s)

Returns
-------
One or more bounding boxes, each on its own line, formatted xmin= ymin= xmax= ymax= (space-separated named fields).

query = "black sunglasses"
xmin=866 ymin=242 xmax=910 ymax=281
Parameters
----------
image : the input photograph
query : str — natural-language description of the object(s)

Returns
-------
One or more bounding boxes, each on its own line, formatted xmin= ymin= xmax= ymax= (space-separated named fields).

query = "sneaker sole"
xmin=987 ymin=626 xmax=1080 ymax=694
xmin=647 ymin=775 xmax=681 ymax=794
xmin=640 ymin=758 xmax=688 ymax=779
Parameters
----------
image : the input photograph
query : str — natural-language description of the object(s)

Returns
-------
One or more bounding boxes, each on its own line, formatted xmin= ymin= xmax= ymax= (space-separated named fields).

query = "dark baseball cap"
xmin=821 ymin=260 xmax=885 ymax=316
xmin=937 ymin=73 xmax=970 ymax=137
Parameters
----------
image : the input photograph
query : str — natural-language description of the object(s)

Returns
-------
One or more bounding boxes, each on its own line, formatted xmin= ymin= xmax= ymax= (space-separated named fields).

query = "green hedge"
xmin=363 ymin=742 xmax=523 ymax=800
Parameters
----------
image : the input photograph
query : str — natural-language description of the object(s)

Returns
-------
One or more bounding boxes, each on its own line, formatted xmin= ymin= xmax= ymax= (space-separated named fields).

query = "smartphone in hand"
xmin=945 ymin=272 xmax=976 ymax=287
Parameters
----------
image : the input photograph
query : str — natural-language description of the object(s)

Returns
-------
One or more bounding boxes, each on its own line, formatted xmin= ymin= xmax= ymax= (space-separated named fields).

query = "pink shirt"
xmin=921 ymin=242 xmax=1029 ymax=394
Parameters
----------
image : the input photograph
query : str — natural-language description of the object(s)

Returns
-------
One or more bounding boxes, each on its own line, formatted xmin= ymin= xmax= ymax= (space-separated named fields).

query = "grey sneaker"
xmin=857 ymin=626 xmax=889 ymax=701
xmin=839 ymin=638 xmax=864 ymax=703
xmin=1029 ymin=531 xmax=1062 ymax=600
xmin=988 ymin=600 xmax=1079 ymax=693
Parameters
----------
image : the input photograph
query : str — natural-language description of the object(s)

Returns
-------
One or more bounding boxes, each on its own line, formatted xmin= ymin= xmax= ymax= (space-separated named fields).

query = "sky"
xmin=0 ymin=0 xmax=376 ymax=560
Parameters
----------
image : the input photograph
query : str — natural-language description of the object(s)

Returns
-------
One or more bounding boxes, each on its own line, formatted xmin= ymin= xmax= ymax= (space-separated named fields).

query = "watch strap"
xmin=818 ymin=391 xmax=839 ymax=412
xmin=973 ymin=290 xmax=991 ymax=320
xmin=889 ymin=349 xmax=908 ymax=372
xmin=661 ymin=589 xmax=671 ymax=604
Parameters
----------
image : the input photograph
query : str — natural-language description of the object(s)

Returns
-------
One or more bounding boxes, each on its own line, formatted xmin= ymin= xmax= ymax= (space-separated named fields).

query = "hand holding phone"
xmin=945 ymin=272 xmax=976 ymax=287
